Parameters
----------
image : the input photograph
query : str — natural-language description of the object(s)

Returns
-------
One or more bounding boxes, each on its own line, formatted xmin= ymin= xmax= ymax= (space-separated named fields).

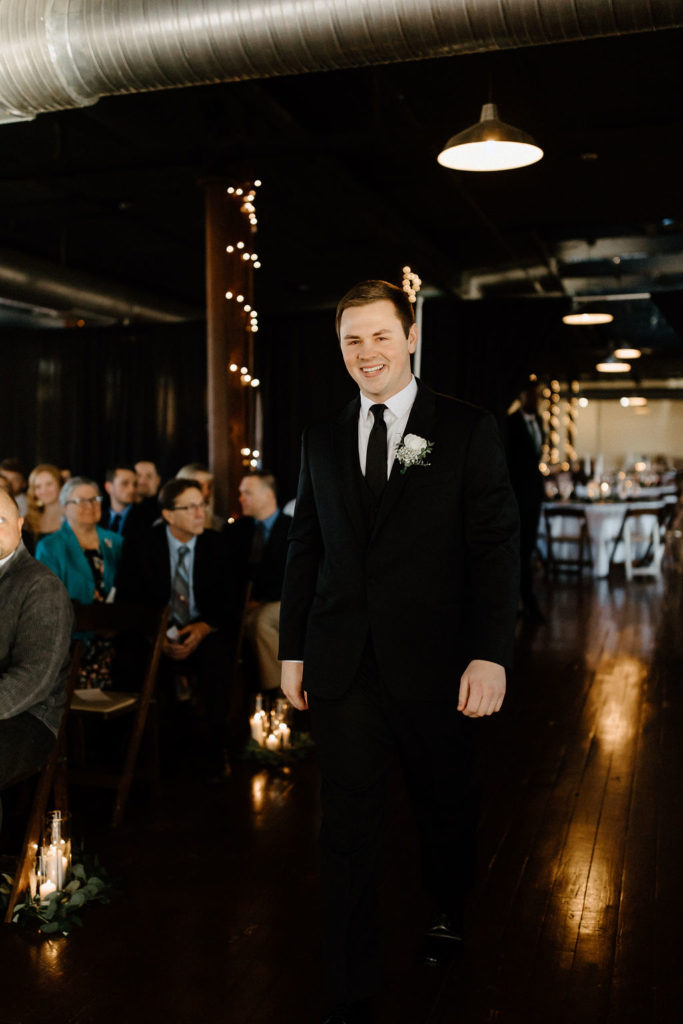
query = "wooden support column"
xmin=205 ymin=178 xmax=257 ymax=517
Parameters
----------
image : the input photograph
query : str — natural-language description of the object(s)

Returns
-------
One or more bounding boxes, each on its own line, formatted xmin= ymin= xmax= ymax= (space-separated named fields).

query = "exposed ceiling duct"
xmin=0 ymin=0 xmax=682 ymax=124
xmin=0 ymin=249 xmax=201 ymax=323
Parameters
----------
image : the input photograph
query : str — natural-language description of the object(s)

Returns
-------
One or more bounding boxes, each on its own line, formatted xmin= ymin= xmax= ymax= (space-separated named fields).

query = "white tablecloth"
xmin=539 ymin=500 xmax=667 ymax=577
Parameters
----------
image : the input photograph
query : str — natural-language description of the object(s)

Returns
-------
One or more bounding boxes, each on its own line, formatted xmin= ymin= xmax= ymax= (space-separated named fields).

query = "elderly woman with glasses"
xmin=35 ymin=476 xmax=123 ymax=605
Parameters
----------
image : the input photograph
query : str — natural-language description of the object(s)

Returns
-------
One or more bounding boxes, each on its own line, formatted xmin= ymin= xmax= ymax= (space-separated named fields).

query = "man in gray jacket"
xmin=0 ymin=488 xmax=72 ymax=825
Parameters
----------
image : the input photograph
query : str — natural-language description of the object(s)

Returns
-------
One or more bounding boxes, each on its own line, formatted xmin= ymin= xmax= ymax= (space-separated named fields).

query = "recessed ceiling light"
xmin=596 ymin=358 xmax=631 ymax=373
xmin=614 ymin=347 xmax=641 ymax=359
xmin=563 ymin=311 xmax=614 ymax=326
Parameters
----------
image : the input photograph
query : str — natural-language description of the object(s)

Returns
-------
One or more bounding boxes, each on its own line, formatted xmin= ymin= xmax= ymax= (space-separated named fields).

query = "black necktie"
xmin=110 ymin=513 xmax=121 ymax=533
xmin=366 ymin=404 xmax=388 ymax=499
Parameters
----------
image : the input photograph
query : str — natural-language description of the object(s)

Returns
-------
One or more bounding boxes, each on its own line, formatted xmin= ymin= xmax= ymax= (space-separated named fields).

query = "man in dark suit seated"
xmin=228 ymin=472 xmax=292 ymax=695
xmin=115 ymin=477 xmax=235 ymax=778
xmin=279 ymin=280 xmax=520 ymax=1024
xmin=103 ymin=463 xmax=158 ymax=540
xmin=0 ymin=488 xmax=72 ymax=831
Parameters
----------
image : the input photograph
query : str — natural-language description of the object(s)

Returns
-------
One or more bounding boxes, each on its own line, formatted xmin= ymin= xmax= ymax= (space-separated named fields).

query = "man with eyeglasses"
xmin=116 ymin=478 xmax=236 ymax=779
xmin=36 ymin=476 xmax=122 ymax=604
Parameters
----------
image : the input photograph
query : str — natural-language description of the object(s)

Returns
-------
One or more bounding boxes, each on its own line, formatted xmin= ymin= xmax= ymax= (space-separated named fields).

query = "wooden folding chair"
xmin=68 ymin=602 xmax=168 ymax=828
xmin=3 ymin=640 xmax=82 ymax=923
xmin=543 ymin=505 xmax=593 ymax=577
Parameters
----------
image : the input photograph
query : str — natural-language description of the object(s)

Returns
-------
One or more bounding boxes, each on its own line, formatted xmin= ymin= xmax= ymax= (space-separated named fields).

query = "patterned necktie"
xmin=171 ymin=545 xmax=191 ymax=627
xmin=366 ymin=404 xmax=388 ymax=499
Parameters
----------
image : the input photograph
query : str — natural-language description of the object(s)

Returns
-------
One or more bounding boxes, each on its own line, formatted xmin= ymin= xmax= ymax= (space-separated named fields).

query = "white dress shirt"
xmin=358 ymin=376 xmax=418 ymax=476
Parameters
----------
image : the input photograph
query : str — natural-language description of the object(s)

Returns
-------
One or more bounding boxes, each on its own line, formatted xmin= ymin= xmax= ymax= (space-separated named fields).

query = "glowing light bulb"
xmin=237 ymin=241 xmax=245 ymax=249
xmin=225 ymin=291 xmax=233 ymax=299
xmin=226 ymin=245 xmax=234 ymax=253
xmin=251 ymin=378 xmax=259 ymax=388
xmin=229 ymin=363 xmax=238 ymax=372
xmin=236 ymin=295 xmax=244 ymax=303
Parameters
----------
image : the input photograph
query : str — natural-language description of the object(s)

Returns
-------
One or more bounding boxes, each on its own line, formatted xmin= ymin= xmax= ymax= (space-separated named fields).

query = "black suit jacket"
xmin=115 ymin=523 xmax=235 ymax=631
xmin=101 ymin=498 xmax=159 ymax=541
xmin=278 ymin=382 xmax=520 ymax=701
xmin=226 ymin=511 xmax=293 ymax=604
xmin=505 ymin=409 xmax=546 ymax=513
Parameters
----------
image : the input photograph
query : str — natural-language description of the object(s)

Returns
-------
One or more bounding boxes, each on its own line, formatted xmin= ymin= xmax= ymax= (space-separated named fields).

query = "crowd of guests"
xmin=0 ymin=456 xmax=292 ymax=781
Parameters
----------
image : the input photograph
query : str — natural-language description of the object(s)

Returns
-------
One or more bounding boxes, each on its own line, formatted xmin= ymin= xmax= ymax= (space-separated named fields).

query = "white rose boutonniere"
xmin=395 ymin=433 xmax=434 ymax=474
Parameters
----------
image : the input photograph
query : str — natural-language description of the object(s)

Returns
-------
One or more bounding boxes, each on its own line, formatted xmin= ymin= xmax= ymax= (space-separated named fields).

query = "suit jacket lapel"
xmin=333 ymin=396 xmax=368 ymax=544
xmin=372 ymin=381 xmax=437 ymax=536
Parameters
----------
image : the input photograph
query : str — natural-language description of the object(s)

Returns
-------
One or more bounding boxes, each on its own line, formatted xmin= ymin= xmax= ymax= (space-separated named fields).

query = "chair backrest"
xmin=72 ymin=601 xmax=166 ymax=637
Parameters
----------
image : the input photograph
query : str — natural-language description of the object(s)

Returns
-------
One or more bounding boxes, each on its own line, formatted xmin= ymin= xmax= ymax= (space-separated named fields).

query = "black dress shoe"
xmin=420 ymin=910 xmax=464 ymax=968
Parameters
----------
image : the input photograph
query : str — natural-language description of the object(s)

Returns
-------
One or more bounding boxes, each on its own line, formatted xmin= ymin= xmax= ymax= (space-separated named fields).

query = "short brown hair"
xmin=243 ymin=472 xmax=277 ymax=501
xmin=335 ymin=280 xmax=415 ymax=339
xmin=158 ymin=478 xmax=203 ymax=511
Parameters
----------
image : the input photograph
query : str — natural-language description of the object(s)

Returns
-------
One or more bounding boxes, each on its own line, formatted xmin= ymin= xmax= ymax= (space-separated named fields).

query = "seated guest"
xmin=103 ymin=463 xmax=157 ymax=539
xmin=135 ymin=460 xmax=161 ymax=500
xmin=228 ymin=473 xmax=292 ymax=694
xmin=24 ymin=464 xmax=64 ymax=548
xmin=116 ymin=478 xmax=235 ymax=777
xmin=36 ymin=477 xmax=123 ymax=688
xmin=177 ymin=463 xmax=224 ymax=530
xmin=0 ymin=489 xmax=72 ymax=830
xmin=35 ymin=477 xmax=123 ymax=604
xmin=0 ymin=458 xmax=28 ymax=516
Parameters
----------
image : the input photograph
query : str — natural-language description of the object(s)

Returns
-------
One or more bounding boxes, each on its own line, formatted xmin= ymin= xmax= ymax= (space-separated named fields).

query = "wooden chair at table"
xmin=543 ymin=505 xmax=594 ymax=577
xmin=611 ymin=507 xmax=664 ymax=581
xmin=3 ymin=639 xmax=83 ymax=924
xmin=67 ymin=602 xmax=168 ymax=829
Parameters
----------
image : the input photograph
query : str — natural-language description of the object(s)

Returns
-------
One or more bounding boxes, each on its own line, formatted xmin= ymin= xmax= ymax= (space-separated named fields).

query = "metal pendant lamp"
xmin=437 ymin=102 xmax=543 ymax=172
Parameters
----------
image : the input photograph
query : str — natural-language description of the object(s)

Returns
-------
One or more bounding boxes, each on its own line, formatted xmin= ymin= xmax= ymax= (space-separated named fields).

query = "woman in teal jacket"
xmin=36 ymin=476 xmax=123 ymax=686
xmin=36 ymin=476 xmax=123 ymax=603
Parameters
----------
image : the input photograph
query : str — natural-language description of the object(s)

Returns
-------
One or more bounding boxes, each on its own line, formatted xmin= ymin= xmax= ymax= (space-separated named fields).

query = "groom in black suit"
xmin=279 ymin=281 xmax=519 ymax=1024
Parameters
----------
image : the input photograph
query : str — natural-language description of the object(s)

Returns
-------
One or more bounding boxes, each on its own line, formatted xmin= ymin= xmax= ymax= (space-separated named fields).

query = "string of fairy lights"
xmin=538 ymin=377 xmax=581 ymax=473
xmin=224 ymin=179 xmax=262 ymax=469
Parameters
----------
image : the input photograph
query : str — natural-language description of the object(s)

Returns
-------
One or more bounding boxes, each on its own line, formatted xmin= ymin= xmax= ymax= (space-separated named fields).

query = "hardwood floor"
xmin=1 ymin=571 xmax=680 ymax=1023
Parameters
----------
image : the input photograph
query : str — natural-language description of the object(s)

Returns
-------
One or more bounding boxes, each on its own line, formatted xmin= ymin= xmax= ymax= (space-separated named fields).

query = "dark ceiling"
xmin=0 ymin=25 xmax=682 ymax=381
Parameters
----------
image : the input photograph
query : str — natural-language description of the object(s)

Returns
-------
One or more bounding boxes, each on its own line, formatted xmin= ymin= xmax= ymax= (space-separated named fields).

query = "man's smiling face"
xmin=339 ymin=299 xmax=417 ymax=404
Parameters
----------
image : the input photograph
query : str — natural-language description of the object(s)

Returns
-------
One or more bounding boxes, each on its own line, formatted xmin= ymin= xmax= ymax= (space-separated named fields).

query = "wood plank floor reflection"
xmin=1 ymin=572 xmax=681 ymax=1024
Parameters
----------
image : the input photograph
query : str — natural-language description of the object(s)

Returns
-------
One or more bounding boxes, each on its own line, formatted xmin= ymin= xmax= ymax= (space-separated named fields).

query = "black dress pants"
xmin=308 ymin=641 xmax=476 ymax=1004
xmin=0 ymin=712 xmax=56 ymax=832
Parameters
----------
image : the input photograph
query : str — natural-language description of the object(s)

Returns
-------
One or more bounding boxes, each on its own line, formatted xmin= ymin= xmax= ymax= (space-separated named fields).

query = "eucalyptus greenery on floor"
xmin=11 ymin=848 xmax=116 ymax=936
xmin=240 ymin=731 xmax=315 ymax=767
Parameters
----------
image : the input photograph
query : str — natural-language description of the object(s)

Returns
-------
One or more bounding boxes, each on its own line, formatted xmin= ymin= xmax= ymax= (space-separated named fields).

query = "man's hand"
xmin=281 ymin=661 xmax=308 ymax=710
xmin=162 ymin=622 xmax=212 ymax=661
xmin=458 ymin=659 xmax=506 ymax=718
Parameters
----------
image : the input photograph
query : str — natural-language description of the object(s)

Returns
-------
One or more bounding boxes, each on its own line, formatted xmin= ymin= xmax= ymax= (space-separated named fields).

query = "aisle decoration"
xmin=243 ymin=694 xmax=314 ymax=766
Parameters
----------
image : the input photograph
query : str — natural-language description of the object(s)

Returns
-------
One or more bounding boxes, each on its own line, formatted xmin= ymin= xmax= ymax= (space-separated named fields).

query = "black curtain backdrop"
xmin=258 ymin=309 xmax=356 ymax=504
xmin=259 ymin=297 xmax=567 ymax=499
xmin=0 ymin=322 xmax=207 ymax=485
xmin=420 ymin=296 xmax=569 ymax=420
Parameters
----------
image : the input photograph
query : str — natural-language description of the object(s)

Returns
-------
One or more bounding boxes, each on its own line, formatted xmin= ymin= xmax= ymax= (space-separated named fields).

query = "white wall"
xmin=573 ymin=399 xmax=683 ymax=468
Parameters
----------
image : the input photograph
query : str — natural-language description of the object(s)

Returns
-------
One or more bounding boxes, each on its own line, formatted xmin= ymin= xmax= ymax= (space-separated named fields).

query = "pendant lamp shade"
xmin=437 ymin=103 xmax=543 ymax=172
